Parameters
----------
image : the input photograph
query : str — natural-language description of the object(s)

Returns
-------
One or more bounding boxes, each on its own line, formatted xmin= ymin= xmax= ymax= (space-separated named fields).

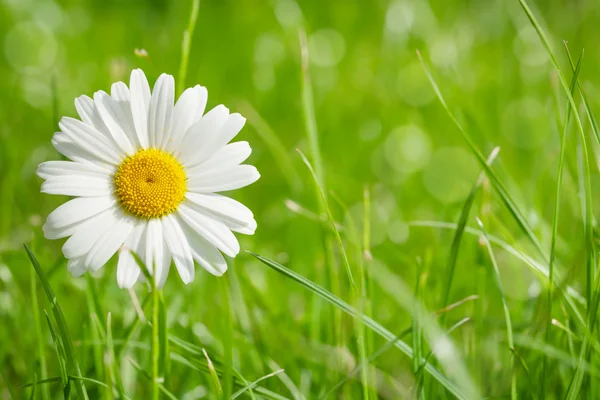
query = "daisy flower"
xmin=38 ymin=69 xmax=259 ymax=288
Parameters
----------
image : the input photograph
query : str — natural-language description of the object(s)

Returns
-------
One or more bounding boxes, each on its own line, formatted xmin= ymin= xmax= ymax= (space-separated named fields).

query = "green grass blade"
xmin=417 ymin=50 xmax=545 ymax=260
xmin=201 ymin=348 xmax=223 ymax=397
xmin=412 ymin=259 xmax=425 ymax=400
xmin=441 ymin=146 xmax=500 ymax=311
xmin=116 ymin=293 xmax=150 ymax=359
xmin=105 ymin=313 xmax=126 ymax=399
xmin=25 ymin=245 xmax=89 ymax=400
xmin=1 ymin=368 xmax=16 ymax=400
xmin=298 ymin=150 xmax=355 ymax=287
xmin=249 ymin=252 xmax=472 ymax=399
xmin=238 ymin=101 xmax=301 ymax=192
xmin=299 ymin=29 xmax=324 ymax=188
xmin=30 ymin=259 xmax=49 ymax=400
xmin=158 ymin=293 xmax=169 ymax=388
xmin=177 ymin=0 xmax=200 ymax=96
xmin=370 ymin=262 xmax=479 ymax=399
xmin=231 ymin=369 xmax=285 ymax=399
xmin=127 ymin=357 xmax=178 ymax=400
xmin=543 ymin=47 xmax=583 ymax=398
xmin=321 ymin=327 xmax=411 ymax=399
xmin=43 ymin=310 xmax=70 ymax=398
xmin=476 ymin=218 xmax=517 ymax=400
xmin=219 ymin=274 xmax=234 ymax=399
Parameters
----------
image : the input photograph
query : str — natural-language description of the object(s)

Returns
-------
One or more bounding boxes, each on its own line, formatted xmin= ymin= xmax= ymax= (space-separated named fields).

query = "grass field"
xmin=2 ymin=0 xmax=600 ymax=398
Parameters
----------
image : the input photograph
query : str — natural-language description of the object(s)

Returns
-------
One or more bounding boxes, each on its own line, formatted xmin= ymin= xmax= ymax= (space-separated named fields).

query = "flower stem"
xmin=152 ymin=282 xmax=160 ymax=400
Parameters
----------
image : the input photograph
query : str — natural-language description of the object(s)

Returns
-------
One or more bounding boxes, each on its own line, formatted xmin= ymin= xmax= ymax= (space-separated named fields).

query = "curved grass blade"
xmin=298 ymin=149 xmax=355 ymax=287
xmin=417 ymin=50 xmax=545 ymax=260
xmin=477 ymin=218 xmax=517 ymax=400
xmin=441 ymin=146 xmax=500 ymax=312
xmin=238 ymin=101 xmax=301 ymax=192
xmin=321 ymin=327 xmax=411 ymax=399
xmin=25 ymin=245 xmax=89 ymax=400
xmin=43 ymin=310 xmax=70 ymax=399
xmin=514 ymin=2 xmax=599 ymax=388
xmin=542 ymin=46 xmax=583 ymax=398
xmin=231 ymin=369 xmax=285 ymax=399
xmin=127 ymin=357 xmax=178 ymax=400
xmin=370 ymin=262 xmax=479 ymax=399
xmin=249 ymin=252 xmax=472 ymax=400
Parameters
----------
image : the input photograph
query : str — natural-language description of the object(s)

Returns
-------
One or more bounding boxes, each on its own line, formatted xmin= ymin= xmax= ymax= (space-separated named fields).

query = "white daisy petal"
xmin=67 ymin=256 xmax=88 ymax=277
xmin=185 ymin=113 xmax=246 ymax=168
xmin=177 ymin=105 xmax=230 ymax=165
xmin=74 ymin=95 xmax=110 ymax=137
xmin=94 ymin=90 xmax=135 ymax=155
xmin=162 ymin=214 xmax=194 ymax=284
xmin=145 ymin=218 xmax=171 ymax=287
xmin=62 ymin=207 xmax=120 ymax=259
xmin=43 ymin=197 xmax=116 ymax=239
xmin=185 ymin=193 xmax=256 ymax=235
xmin=187 ymin=165 xmax=260 ymax=193
xmin=117 ymin=222 xmax=145 ymax=289
xmin=148 ymin=73 xmax=175 ymax=148
xmin=85 ymin=212 xmax=135 ymax=271
xmin=178 ymin=204 xmax=240 ymax=257
xmin=186 ymin=141 xmax=252 ymax=176
xmin=167 ymin=85 xmax=208 ymax=152
xmin=110 ymin=82 xmax=140 ymax=148
xmin=37 ymin=160 xmax=114 ymax=180
xmin=52 ymin=133 xmax=111 ymax=167
xmin=58 ymin=117 xmax=122 ymax=165
xmin=41 ymin=175 xmax=112 ymax=197
xmin=130 ymin=68 xmax=151 ymax=148
xmin=179 ymin=220 xmax=228 ymax=276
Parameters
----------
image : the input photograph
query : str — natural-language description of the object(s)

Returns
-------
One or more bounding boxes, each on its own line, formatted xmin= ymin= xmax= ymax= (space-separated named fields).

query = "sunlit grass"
xmin=2 ymin=0 xmax=600 ymax=398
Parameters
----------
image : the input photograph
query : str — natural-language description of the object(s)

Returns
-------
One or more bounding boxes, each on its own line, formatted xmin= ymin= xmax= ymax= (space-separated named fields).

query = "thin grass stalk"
xmin=542 ymin=48 xmax=583 ymax=397
xmin=177 ymin=0 xmax=200 ymax=96
xmin=477 ymin=218 xmax=517 ymax=400
xmin=152 ymin=280 xmax=160 ymax=400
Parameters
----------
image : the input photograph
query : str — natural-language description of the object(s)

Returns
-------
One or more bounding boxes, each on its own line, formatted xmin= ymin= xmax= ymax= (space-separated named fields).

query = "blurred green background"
xmin=1 ymin=0 xmax=600 ymax=398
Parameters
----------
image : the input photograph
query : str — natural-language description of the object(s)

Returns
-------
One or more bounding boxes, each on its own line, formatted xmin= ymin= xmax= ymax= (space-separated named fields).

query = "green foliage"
xmin=2 ymin=0 xmax=600 ymax=398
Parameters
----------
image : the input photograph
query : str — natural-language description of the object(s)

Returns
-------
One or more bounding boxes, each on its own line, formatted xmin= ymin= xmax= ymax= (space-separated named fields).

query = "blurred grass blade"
xmin=105 ymin=313 xmax=126 ymax=399
xmin=30 ymin=259 xmax=50 ymax=400
xmin=250 ymin=251 xmax=472 ymax=399
xmin=476 ymin=218 xmax=516 ymax=400
xmin=158 ymin=293 xmax=169 ymax=387
xmin=441 ymin=146 xmax=500 ymax=310
xmin=177 ymin=0 xmax=200 ymax=96
xmin=543 ymin=47 xmax=583 ymax=397
xmin=202 ymin=348 xmax=223 ymax=397
xmin=43 ymin=310 xmax=70 ymax=398
xmin=298 ymin=149 xmax=355 ymax=286
xmin=412 ymin=260 xmax=425 ymax=400
xmin=268 ymin=360 xmax=304 ymax=400
xmin=25 ymin=245 xmax=89 ymax=400
xmin=1 ymin=369 xmax=16 ymax=400
xmin=518 ymin=0 xmax=599 ymax=390
xmin=299 ymin=29 xmax=324 ymax=188
xmin=408 ymin=221 xmax=586 ymax=305
xmin=417 ymin=50 xmax=545 ymax=259
xmin=238 ymin=101 xmax=301 ymax=192
xmin=219 ymin=275 xmax=234 ymax=399
xmin=127 ymin=357 xmax=178 ymax=400
xmin=370 ymin=262 xmax=479 ymax=399
xmin=321 ymin=327 xmax=411 ymax=399
xmin=231 ymin=369 xmax=285 ymax=399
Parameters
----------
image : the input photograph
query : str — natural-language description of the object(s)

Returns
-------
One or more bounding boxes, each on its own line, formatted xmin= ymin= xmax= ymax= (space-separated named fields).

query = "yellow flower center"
xmin=114 ymin=148 xmax=187 ymax=219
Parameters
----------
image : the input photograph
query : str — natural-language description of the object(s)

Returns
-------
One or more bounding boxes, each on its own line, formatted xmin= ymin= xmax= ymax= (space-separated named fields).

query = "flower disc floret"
xmin=114 ymin=148 xmax=187 ymax=219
